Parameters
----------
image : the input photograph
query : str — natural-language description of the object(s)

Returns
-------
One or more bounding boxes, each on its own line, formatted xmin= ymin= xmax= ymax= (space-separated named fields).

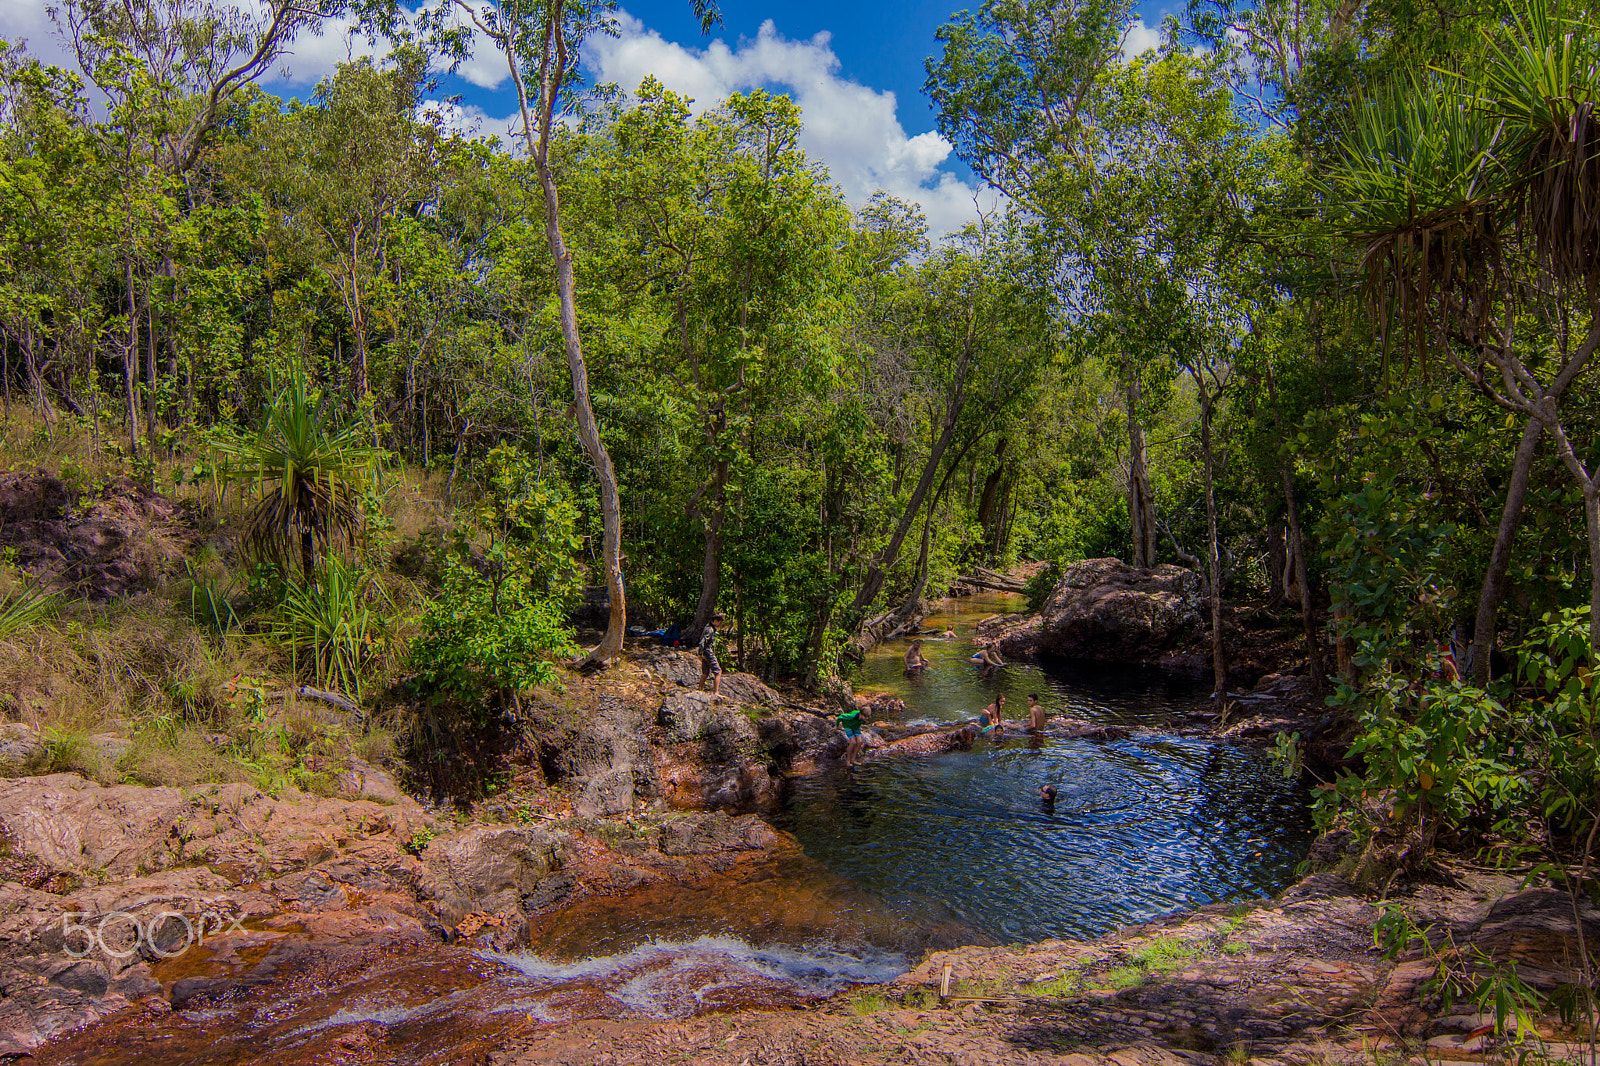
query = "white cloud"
xmin=1121 ymin=18 xmax=1162 ymax=62
xmin=585 ymin=12 xmax=989 ymax=239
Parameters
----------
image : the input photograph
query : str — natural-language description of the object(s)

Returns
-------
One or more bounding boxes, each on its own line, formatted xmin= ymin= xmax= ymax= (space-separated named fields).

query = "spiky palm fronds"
xmin=0 ymin=572 xmax=58 ymax=638
xmin=270 ymin=556 xmax=386 ymax=698
xmin=1322 ymin=79 xmax=1511 ymax=367
xmin=1470 ymin=2 xmax=1600 ymax=289
xmin=218 ymin=376 xmax=384 ymax=578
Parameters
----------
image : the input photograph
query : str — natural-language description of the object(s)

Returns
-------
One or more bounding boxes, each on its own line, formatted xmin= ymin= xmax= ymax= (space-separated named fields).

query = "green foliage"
xmin=409 ymin=551 xmax=579 ymax=713
xmin=1023 ymin=562 xmax=1062 ymax=612
xmin=0 ymin=571 xmax=59 ymax=638
xmin=217 ymin=374 xmax=385 ymax=577
xmin=268 ymin=557 xmax=388 ymax=697
xmin=1322 ymin=479 xmax=1457 ymax=671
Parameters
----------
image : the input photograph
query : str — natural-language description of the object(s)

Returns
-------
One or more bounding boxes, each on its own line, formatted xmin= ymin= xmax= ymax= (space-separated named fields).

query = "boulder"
xmin=656 ymin=812 xmax=780 ymax=856
xmin=0 ymin=724 xmax=44 ymax=770
xmin=982 ymin=558 xmax=1204 ymax=668
xmin=658 ymin=692 xmax=761 ymax=761
xmin=576 ymin=764 xmax=635 ymax=817
xmin=637 ymin=649 xmax=781 ymax=706
xmin=419 ymin=826 xmax=570 ymax=923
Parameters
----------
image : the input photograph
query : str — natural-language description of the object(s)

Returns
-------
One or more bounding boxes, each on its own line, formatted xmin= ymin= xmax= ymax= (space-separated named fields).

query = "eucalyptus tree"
xmin=424 ymin=0 xmax=715 ymax=665
xmin=1325 ymin=0 xmax=1600 ymax=667
xmin=929 ymin=7 xmax=1205 ymax=569
xmin=841 ymin=216 xmax=1058 ymax=639
xmin=0 ymin=50 xmax=113 ymax=424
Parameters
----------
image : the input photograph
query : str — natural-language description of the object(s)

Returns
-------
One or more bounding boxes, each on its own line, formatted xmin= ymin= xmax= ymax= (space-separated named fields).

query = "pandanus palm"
xmin=1325 ymin=0 xmax=1600 ymax=667
xmin=219 ymin=376 xmax=385 ymax=578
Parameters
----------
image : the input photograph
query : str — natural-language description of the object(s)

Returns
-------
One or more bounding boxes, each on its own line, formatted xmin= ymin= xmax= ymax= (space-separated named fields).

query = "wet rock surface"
xmin=479 ymin=863 xmax=1598 ymax=1066
xmin=979 ymin=560 xmax=1206 ymax=674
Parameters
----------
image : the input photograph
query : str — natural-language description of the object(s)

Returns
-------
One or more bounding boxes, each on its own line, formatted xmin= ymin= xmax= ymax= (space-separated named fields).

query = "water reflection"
xmin=858 ymin=593 xmax=1210 ymax=728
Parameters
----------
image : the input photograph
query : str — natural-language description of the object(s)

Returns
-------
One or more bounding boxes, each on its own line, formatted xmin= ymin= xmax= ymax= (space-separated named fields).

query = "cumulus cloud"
xmin=1121 ymin=17 xmax=1163 ymax=62
xmin=585 ymin=12 xmax=989 ymax=240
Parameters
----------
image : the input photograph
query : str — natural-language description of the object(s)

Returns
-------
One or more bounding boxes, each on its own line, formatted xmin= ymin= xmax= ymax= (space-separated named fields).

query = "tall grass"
xmin=269 ymin=557 xmax=389 ymax=697
xmin=0 ymin=572 xmax=58 ymax=638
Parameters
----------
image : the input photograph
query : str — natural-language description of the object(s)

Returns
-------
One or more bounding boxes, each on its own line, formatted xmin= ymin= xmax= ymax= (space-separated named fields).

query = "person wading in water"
xmin=904 ymin=639 xmax=930 ymax=674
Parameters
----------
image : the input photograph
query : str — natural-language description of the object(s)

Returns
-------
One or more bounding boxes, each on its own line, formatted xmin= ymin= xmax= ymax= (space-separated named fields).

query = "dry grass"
xmin=0 ymin=410 xmax=440 ymax=795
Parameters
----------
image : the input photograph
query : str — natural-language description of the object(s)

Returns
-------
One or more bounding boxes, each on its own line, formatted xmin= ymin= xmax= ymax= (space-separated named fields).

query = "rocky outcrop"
xmin=869 ymin=724 xmax=978 ymax=759
xmin=0 ymin=773 xmax=436 ymax=881
xmin=0 ymin=470 xmax=196 ymax=599
xmin=978 ymin=559 xmax=1205 ymax=673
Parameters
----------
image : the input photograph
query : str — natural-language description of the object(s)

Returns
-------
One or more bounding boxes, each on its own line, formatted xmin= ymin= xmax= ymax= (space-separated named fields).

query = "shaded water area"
xmin=777 ymin=592 xmax=1313 ymax=942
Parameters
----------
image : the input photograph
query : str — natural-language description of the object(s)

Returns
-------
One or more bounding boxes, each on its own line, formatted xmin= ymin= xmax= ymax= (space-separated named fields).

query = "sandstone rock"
xmin=577 ymin=764 xmax=635 ymax=817
xmin=419 ymin=826 xmax=569 ymax=923
xmin=982 ymin=558 xmax=1204 ymax=669
xmin=0 ymin=773 xmax=434 ymax=881
xmin=336 ymin=759 xmax=409 ymax=806
xmin=0 ymin=723 xmax=44 ymax=769
xmin=83 ymin=733 xmax=131 ymax=767
xmin=637 ymin=649 xmax=780 ymax=706
xmin=656 ymin=812 xmax=779 ymax=856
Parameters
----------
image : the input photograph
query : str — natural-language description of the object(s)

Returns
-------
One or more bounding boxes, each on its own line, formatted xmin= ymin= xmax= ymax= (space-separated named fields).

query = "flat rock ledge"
xmin=485 ymin=864 xmax=1599 ymax=1066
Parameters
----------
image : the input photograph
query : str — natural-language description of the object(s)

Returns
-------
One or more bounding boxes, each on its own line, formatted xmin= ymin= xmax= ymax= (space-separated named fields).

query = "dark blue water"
xmin=779 ymin=593 xmax=1312 ymax=943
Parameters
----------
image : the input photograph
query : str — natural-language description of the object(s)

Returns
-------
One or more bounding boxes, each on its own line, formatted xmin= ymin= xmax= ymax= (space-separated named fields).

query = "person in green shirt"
xmin=838 ymin=705 xmax=869 ymax=767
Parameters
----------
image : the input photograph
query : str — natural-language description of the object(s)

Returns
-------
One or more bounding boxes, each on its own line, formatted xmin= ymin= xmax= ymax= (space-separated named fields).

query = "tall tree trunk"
xmin=1266 ymin=524 xmax=1288 ymax=604
xmin=123 ymin=257 xmax=141 ymax=460
xmin=515 ymin=11 xmax=626 ymax=663
xmin=1282 ymin=462 xmax=1323 ymax=684
xmin=976 ymin=437 xmax=1009 ymax=530
xmin=689 ymin=458 xmax=729 ymax=642
xmin=144 ymin=280 xmax=158 ymax=458
xmin=1471 ymin=416 xmax=1543 ymax=683
xmin=1200 ymin=391 xmax=1226 ymax=699
xmin=845 ymin=331 xmax=974 ymax=625
xmin=1125 ymin=371 xmax=1157 ymax=567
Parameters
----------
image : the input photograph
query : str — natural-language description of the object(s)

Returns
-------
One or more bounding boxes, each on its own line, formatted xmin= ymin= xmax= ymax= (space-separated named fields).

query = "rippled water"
xmin=778 ymin=592 xmax=1312 ymax=943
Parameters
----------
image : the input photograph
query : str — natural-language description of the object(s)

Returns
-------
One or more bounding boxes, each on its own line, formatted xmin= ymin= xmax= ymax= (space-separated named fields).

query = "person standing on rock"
xmin=838 ymin=704 xmax=870 ymax=767
xmin=698 ymin=616 xmax=724 ymax=698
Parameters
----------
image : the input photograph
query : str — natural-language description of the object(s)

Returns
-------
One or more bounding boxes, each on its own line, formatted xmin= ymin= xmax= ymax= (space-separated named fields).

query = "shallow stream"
xmin=778 ymin=592 xmax=1313 ymax=943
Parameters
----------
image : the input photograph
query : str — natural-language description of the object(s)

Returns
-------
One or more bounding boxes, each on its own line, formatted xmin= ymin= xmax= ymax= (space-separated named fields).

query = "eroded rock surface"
xmin=980 ymin=559 xmax=1205 ymax=673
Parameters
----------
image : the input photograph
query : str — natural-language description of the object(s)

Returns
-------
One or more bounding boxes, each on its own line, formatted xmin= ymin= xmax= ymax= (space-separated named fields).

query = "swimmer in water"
xmin=1040 ymin=784 xmax=1057 ymax=812
xmin=904 ymin=639 xmax=930 ymax=673
xmin=1026 ymin=693 xmax=1048 ymax=731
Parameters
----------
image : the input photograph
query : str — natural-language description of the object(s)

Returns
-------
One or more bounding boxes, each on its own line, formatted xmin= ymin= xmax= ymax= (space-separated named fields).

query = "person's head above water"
xmin=1039 ymin=784 xmax=1058 ymax=801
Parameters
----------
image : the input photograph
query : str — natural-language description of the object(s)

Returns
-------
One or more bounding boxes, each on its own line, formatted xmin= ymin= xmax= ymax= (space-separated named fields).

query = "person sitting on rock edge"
xmin=978 ymin=693 xmax=1006 ymax=739
xmin=698 ymin=617 xmax=724 ymax=698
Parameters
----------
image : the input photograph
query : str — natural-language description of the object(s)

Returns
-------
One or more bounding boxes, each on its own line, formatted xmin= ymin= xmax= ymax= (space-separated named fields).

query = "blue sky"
xmin=3 ymin=0 xmax=1172 ymax=237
